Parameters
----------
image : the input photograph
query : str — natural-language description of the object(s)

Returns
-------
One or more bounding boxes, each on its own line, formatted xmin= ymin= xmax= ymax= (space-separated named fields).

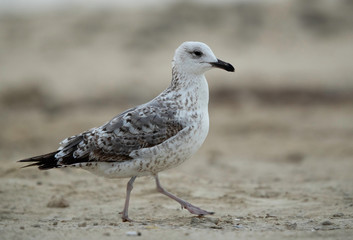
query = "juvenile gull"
xmin=19 ymin=41 xmax=234 ymax=222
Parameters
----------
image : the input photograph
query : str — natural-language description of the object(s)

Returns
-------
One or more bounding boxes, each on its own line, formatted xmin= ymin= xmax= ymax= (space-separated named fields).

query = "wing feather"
xmin=57 ymin=104 xmax=183 ymax=164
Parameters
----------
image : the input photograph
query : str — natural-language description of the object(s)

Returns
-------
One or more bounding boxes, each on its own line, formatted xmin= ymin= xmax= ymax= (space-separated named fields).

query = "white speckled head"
xmin=172 ymin=41 xmax=234 ymax=75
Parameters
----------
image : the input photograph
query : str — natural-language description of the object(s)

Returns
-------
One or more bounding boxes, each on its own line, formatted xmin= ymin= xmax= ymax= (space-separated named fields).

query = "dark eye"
xmin=193 ymin=50 xmax=202 ymax=57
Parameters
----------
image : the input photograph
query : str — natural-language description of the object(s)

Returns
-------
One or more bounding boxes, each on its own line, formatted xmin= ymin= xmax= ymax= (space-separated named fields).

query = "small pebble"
xmin=47 ymin=196 xmax=69 ymax=208
xmin=103 ymin=232 xmax=111 ymax=236
xmin=210 ymin=225 xmax=223 ymax=229
xmin=332 ymin=213 xmax=344 ymax=218
xmin=285 ymin=222 xmax=297 ymax=230
xmin=322 ymin=220 xmax=333 ymax=226
xmin=126 ymin=231 xmax=141 ymax=236
xmin=78 ymin=222 xmax=87 ymax=227
xmin=233 ymin=224 xmax=243 ymax=229
xmin=20 ymin=226 xmax=25 ymax=230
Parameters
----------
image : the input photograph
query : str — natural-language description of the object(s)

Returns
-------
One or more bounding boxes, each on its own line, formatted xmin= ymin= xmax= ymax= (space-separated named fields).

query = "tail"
xmin=18 ymin=151 xmax=60 ymax=170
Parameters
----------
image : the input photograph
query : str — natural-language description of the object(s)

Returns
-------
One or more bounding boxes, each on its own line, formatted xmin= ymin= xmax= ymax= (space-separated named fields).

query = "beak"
xmin=210 ymin=59 xmax=235 ymax=72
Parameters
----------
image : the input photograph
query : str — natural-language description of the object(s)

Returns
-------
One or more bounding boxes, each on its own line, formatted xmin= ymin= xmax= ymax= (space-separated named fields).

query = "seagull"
xmin=19 ymin=41 xmax=234 ymax=222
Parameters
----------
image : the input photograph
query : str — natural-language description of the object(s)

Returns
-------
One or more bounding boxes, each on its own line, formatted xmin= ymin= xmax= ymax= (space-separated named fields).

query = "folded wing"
xmin=19 ymin=104 xmax=184 ymax=169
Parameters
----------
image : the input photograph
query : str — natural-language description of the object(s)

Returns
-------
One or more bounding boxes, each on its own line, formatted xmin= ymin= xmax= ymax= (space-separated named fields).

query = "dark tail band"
xmin=18 ymin=151 xmax=60 ymax=170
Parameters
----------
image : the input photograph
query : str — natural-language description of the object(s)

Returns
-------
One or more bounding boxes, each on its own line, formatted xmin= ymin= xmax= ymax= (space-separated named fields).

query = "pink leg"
xmin=121 ymin=176 xmax=136 ymax=222
xmin=154 ymin=174 xmax=214 ymax=216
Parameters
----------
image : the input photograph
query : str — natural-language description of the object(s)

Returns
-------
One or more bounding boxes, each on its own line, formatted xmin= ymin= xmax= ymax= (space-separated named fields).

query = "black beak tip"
xmin=211 ymin=59 xmax=235 ymax=72
xmin=227 ymin=64 xmax=235 ymax=72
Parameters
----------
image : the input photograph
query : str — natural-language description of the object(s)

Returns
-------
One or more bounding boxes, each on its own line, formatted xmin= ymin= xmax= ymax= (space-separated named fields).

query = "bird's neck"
xmin=168 ymin=66 xmax=209 ymax=110
xmin=170 ymin=66 xmax=202 ymax=89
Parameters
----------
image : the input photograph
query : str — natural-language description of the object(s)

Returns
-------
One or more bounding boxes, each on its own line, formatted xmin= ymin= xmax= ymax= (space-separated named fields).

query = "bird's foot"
xmin=120 ymin=211 xmax=133 ymax=222
xmin=181 ymin=202 xmax=214 ymax=216
xmin=122 ymin=216 xmax=134 ymax=222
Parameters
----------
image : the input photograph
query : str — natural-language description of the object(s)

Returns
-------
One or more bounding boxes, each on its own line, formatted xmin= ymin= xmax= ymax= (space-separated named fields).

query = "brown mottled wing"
xmin=66 ymin=105 xmax=184 ymax=163
xmin=18 ymin=104 xmax=184 ymax=168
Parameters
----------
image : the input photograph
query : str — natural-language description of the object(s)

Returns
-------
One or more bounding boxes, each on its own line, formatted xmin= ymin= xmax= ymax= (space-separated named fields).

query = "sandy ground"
xmin=1 ymin=103 xmax=353 ymax=239
xmin=1 ymin=1 xmax=353 ymax=239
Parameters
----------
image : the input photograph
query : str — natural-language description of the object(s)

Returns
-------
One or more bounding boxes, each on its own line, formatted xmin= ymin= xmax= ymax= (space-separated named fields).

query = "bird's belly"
xmin=76 ymin=161 xmax=151 ymax=179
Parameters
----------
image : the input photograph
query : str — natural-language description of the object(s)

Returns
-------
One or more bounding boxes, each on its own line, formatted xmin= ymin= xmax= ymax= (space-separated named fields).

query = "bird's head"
xmin=172 ymin=41 xmax=234 ymax=75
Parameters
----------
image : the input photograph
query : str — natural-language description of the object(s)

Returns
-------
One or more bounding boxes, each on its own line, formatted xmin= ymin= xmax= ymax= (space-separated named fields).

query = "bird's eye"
xmin=193 ymin=50 xmax=202 ymax=57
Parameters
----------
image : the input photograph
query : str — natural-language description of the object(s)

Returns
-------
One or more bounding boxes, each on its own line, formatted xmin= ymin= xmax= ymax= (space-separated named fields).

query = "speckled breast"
xmin=132 ymin=111 xmax=209 ymax=174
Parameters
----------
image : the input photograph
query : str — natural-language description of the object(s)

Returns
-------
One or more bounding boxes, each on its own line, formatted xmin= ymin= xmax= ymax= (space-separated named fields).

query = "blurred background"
xmin=1 ymin=0 xmax=352 ymax=160
xmin=1 ymin=0 xmax=353 ymax=237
